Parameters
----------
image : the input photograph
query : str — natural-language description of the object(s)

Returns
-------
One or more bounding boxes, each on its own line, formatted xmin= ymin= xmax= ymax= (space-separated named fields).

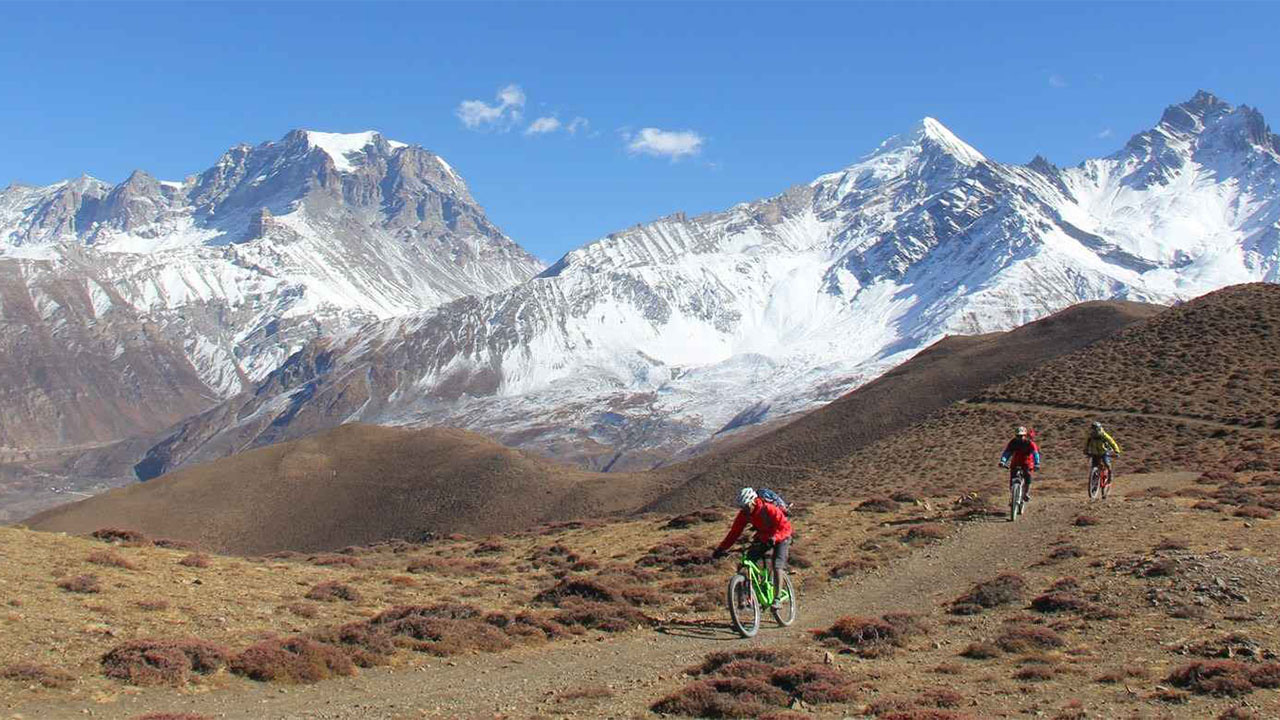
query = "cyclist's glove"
xmin=711 ymin=548 xmax=727 ymax=559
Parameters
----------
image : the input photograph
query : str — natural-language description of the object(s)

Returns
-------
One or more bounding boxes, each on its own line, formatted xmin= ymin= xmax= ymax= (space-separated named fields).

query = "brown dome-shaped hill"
xmin=645 ymin=298 xmax=1164 ymax=512
xmin=787 ymin=283 xmax=1280 ymax=503
xmin=25 ymin=424 xmax=658 ymax=555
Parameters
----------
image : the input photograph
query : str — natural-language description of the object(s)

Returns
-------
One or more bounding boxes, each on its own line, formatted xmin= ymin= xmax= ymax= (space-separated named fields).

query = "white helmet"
xmin=736 ymin=487 xmax=758 ymax=509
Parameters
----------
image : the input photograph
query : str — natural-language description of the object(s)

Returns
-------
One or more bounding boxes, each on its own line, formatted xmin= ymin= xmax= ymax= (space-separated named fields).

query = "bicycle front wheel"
xmin=727 ymin=572 xmax=760 ymax=638
xmin=1088 ymin=467 xmax=1101 ymax=500
xmin=771 ymin=571 xmax=797 ymax=627
xmin=1101 ymin=467 xmax=1112 ymax=499
xmin=1009 ymin=479 xmax=1023 ymax=522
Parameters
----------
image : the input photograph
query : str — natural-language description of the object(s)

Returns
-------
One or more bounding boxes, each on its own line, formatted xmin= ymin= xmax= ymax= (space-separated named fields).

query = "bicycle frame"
xmin=739 ymin=555 xmax=775 ymax=607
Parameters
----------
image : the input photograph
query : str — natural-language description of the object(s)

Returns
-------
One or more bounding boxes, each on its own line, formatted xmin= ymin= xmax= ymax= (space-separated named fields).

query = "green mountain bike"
xmin=726 ymin=547 xmax=797 ymax=638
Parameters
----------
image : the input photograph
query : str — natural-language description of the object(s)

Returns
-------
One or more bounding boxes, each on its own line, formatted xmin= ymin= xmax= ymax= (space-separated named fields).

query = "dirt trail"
xmin=26 ymin=477 xmax=1186 ymax=720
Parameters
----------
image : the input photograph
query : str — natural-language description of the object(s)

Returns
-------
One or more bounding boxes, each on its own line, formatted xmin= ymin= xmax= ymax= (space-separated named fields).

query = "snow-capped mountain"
xmin=134 ymin=91 xmax=1280 ymax=477
xmin=0 ymin=130 xmax=542 ymax=448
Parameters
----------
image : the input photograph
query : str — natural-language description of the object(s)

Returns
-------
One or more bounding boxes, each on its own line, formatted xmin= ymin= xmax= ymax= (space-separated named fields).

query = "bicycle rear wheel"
xmin=770 ymin=571 xmax=797 ymax=627
xmin=727 ymin=573 xmax=760 ymax=638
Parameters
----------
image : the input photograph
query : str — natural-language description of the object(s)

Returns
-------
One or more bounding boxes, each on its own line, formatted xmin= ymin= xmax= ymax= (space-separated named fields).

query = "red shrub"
xmin=651 ymin=677 xmax=789 ymax=717
xmin=996 ymin=624 xmax=1065 ymax=652
xmin=1167 ymin=660 xmax=1256 ymax=697
xmin=230 ymin=636 xmax=355 ymax=683
xmin=178 ymin=554 xmax=211 ymax=568
xmin=101 ymin=639 xmax=229 ymax=686
xmin=1234 ymin=505 xmax=1275 ymax=520
xmin=960 ymin=642 xmax=1000 ymax=659
xmin=952 ymin=573 xmax=1025 ymax=612
xmin=87 ymin=549 xmax=138 ymax=570
xmin=902 ymin=524 xmax=947 ymax=543
xmin=1014 ymin=666 xmax=1056 ymax=681
xmin=1072 ymin=515 xmax=1100 ymax=527
xmin=308 ymin=623 xmax=396 ymax=668
xmin=305 ymin=581 xmax=362 ymax=603
xmin=57 ymin=574 xmax=101 ymax=594
xmin=92 ymin=528 xmax=149 ymax=544
xmin=367 ymin=605 xmax=516 ymax=654
xmin=856 ymin=496 xmax=900 ymax=513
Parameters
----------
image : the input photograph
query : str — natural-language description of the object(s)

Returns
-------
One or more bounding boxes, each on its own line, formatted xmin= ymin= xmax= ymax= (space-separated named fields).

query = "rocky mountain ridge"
xmin=132 ymin=91 xmax=1280 ymax=478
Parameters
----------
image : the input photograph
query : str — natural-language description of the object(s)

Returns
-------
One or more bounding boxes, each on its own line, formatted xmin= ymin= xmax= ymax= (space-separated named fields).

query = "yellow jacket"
xmin=1084 ymin=430 xmax=1121 ymax=457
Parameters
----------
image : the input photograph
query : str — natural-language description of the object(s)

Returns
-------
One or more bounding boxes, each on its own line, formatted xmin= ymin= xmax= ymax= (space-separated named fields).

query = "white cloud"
xmin=525 ymin=116 xmax=562 ymax=135
xmin=1095 ymin=128 xmax=1114 ymax=139
xmin=456 ymin=84 xmax=525 ymax=131
xmin=566 ymin=117 xmax=590 ymax=135
xmin=1048 ymin=74 xmax=1068 ymax=89
xmin=626 ymin=127 xmax=704 ymax=160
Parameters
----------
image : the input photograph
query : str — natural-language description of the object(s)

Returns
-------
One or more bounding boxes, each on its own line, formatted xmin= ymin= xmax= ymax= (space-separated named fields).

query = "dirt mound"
xmin=24 ymin=424 xmax=657 ymax=554
xmin=646 ymin=299 xmax=1162 ymax=511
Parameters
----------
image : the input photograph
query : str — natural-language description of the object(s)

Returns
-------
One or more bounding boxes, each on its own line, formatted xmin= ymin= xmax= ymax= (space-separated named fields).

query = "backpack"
xmin=759 ymin=488 xmax=791 ymax=515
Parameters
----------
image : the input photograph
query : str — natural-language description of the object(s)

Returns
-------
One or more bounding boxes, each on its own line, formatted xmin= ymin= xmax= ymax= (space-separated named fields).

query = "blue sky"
xmin=2 ymin=2 xmax=1277 ymax=261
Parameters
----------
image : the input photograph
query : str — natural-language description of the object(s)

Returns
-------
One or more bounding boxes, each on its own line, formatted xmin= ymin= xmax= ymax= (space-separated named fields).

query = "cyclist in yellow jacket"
xmin=1084 ymin=421 xmax=1122 ymax=474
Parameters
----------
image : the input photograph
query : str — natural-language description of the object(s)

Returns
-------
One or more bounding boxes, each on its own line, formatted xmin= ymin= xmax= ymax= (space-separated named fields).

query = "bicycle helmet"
xmin=1091 ymin=421 xmax=1103 ymax=432
xmin=1015 ymin=426 xmax=1027 ymax=437
xmin=737 ymin=487 xmax=758 ymax=509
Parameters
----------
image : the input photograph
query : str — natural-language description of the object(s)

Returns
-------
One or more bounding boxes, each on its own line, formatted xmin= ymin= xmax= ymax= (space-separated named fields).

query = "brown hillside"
xmin=646 ymin=299 xmax=1163 ymax=512
xmin=25 ymin=424 xmax=659 ymax=555
xmin=803 ymin=283 xmax=1280 ymax=503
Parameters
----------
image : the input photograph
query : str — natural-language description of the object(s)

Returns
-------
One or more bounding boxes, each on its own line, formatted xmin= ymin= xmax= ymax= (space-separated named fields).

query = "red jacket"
xmin=1001 ymin=437 xmax=1041 ymax=470
xmin=716 ymin=499 xmax=792 ymax=552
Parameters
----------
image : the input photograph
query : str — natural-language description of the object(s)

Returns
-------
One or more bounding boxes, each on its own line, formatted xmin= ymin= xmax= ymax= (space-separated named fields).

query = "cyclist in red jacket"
xmin=1000 ymin=426 xmax=1042 ymax=501
xmin=712 ymin=488 xmax=793 ymax=606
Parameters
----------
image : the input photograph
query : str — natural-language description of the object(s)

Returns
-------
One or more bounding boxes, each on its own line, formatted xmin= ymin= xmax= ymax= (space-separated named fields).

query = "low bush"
xmin=131 ymin=714 xmax=214 ymax=720
xmin=101 ymin=638 xmax=229 ymax=686
xmin=552 ymin=598 xmax=652 ymax=632
xmin=366 ymin=604 xmax=515 ymax=655
xmin=92 ymin=528 xmax=149 ymax=545
xmin=1072 ymin=515 xmax=1099 ymax=527
xmin=688 ymin=648 xmax=801 ymax=676
xmin=178 ymin=554 xmax=211 ymax=568
xmin=1155 ymin=537 xmax=1189 ymax=552
xmin=855 ymin=496 xmax=900 ymax=513
xmin=651 ymin=677 xmax=788 ymax=718
xmin=814 ymin=614 xmax=920 ymax=657
xmin=230 ymin=636 xmax=355 ymax=684
xmin=308 ymin=622 xmax=396 ymax=668
xmin=309 ymin=554 xmax=362 ymax=568
xmin=664 ymin=509 xmax=724 ymax=529
xmin=960 ymin=642 xmax=1000 ymax=659
xmin=902 ymin=524 xmax=947 ymax=543
xmin=996 ymin=624 xmax=1065 ymax=653
xmin=1030 ymin=592 xmax=1114 ymax=618
xmin=87 ymin=549 xmax=138 ymax=570
xmin=137 ymin=599 xmax=170 ymax=612
xmin=1 ymin=662 xmax=74 ymax=688
xmin=916 ymin=688 xmax=964 ymax=708
xmin=57 ymin=574 xmax=101 ymax=594
xmin=1167 ymin=660 xmax=1258 ymax=697
xmin=151 ymin=538 xmax=198 ymax=551
xmin=952 ymin=573 xmax=1025 ymax=612
xmin=1014 ymin=666 xmax=1055 ymax=681
xmin=1234 ymin=505 xmax=1275 ymax=520
xmin=305 ymin=582 xmax=362 ymax=603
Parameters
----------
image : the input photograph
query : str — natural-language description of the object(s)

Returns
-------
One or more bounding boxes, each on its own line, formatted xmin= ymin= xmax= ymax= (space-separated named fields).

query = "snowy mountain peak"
xmin=916 ymin=117 xmax=986 ymax=165
xmin=301 ymin=130 xmax=403 ymax=172
xmin=1159 ymin=90 xmax=1233 ymax=134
